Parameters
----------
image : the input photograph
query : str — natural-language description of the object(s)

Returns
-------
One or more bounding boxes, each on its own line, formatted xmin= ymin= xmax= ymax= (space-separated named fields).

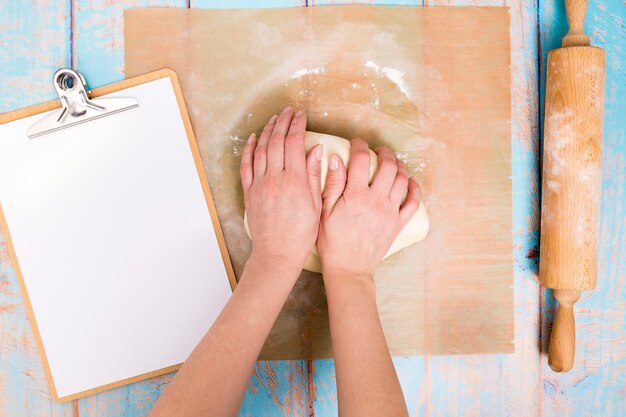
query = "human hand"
xmin=316 ymin=139 xmax=421 ymax=277
xmin=241 ymin=107 xmax=323 ymax=269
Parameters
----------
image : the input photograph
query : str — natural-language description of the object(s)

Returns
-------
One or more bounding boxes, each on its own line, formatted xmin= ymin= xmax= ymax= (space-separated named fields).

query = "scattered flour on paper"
xmin=291 ymin=67 xmax=326 ymax=79
xmin=364 ymin=60 xmax=411 ymax=99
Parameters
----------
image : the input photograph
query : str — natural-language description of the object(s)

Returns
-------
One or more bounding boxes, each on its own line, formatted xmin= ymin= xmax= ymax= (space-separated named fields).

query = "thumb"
xmin=307 ymin=144 xmax=323 ymax=210
xmin=322 ymin=153 xmax=347 ymax=214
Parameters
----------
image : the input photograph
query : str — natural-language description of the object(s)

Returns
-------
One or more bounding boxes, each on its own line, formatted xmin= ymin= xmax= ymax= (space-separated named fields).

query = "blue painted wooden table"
xmin=0 ymin=1 xmax=623 ymax=416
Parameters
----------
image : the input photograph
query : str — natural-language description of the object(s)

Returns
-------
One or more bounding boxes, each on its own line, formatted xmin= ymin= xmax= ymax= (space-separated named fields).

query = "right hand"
xmin=316 ymin=139 xmax=421 ymax=277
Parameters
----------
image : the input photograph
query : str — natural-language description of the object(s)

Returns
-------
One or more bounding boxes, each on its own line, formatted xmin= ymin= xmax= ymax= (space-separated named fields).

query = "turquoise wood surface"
xmin=539 ymin=0 xmax=625 ymax=415
xmin=0 ymin=0 xmax=623 ymax=416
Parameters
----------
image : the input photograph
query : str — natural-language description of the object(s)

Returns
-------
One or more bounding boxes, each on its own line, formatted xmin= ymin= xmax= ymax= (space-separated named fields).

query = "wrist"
xmin=247 ymin=250 xmax=304 ymax=277
xmin=323 ymin=269 xmax=377 ymax=306
xmin=322 ymin=263 xmax=375 ymax=280
xmin=322 ymin=267 xmax=375 ymax=288
xmin=317 ymin=249 xmax=377 ymax=279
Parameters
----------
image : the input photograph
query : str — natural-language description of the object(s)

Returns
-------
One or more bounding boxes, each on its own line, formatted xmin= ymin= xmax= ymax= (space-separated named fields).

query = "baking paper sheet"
xmin=125 ymin=6 xmax=513 ymax=358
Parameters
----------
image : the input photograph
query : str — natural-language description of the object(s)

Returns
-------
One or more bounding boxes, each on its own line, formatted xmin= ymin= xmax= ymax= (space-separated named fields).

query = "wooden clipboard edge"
xmin=0 ymin=68 xmax=238 ymax=402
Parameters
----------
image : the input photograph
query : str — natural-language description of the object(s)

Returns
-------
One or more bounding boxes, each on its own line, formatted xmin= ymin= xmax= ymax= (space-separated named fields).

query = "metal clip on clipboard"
xmin=27 ymin=68 xmax=139 ymax=139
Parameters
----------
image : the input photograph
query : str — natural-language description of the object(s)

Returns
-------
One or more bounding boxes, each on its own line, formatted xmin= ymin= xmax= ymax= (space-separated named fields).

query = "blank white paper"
xmin=0 ymin=77 xmax=233 ymax=399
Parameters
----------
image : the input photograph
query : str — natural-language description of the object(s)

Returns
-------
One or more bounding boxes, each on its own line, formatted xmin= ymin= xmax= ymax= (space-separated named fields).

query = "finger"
xmin=240 ymin=133 xmax=257 ymax=192
xmin=306 ymin=144 xmax=324 ymax=211
xmin=267 ymin=106 xmax=294 ymax=172
xmin=347 ymin=138 xmax=371 ymax=189
xmin=284 ymin=110 xmax=307 ymax=173
xmin=371 ymin=146 xmax=398 ymax=194
xmin=399 ymin=178 xmax=422 ymax=226
xmin=390 ymin=159 xmax=409 ymax=206
xmin=254 ymin=114 xmax=278 ymax=177
xmin=322 ymin=154 xmax=347 ymax=214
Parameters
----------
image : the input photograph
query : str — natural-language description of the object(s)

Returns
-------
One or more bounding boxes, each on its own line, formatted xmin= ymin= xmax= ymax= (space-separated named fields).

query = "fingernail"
xmin=315 ymin=145 xmax=323 ymax=161
xmin=247 ymin=133 xmax=256 ymax=144
xmin=270 ymin=115 xmax=278 ymax=122
xmin=295 ymin=110 xmax=304 ymax=117
xmin=282 ymin=106 xmax=293 ymax=114
xmin=330 ymin=154 xmax=339 ymax=171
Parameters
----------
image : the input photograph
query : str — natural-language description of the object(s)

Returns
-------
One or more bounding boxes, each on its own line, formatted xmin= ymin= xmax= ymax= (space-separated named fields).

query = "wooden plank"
xmin=74 ymin=1 xmax=313 ymax=416
xmin=73 ymin=0 xmax=186 ymax=88
xmin=174 ymin=1 xmax=314 ymax=415
xmin=305 ymin=0 xmax=541 ymax=415
xmin=0 ymin=1 xmax=70 ymax=112
xmin=1 ymin=1 xmax=622 ymax=416
xmin=309 ymin=358 xmax=430 ymax=416
xmin=0 ymin=2 xmax=73 ymax=416
xmin=192 ymin=0 xmax=306 ymax=6
xmin=71 ymin=1 xmax=310 ymax=416
xmin=539 ymin=0 xmax=626 ymax=414
xmin=0 ymin=255 xmax=73 ymax=417
xmin=185 ymin=4 xmax=311 ymax=417
xmin=70 ymin=3 xmax=190 ymax=415
xmin=240 ymin=361 xmax=308 ymax=417
xmin=422 ymin=0 xmax=542 ymax=413
xmin=308 ymin=0 xmax=420 ymax=4
xmin=73 ymin=373 xmax=174 ymax=417
xmin=302 ymin=4 xmax=427 ymax=416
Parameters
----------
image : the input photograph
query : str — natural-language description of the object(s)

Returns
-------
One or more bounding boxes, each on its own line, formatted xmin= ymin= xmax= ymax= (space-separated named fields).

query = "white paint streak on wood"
xmin=0 ymin=2 xmax=73 ymax=416
xmin=1 ymin=0 xmax=623 ymax=415
xmin=540 ymin=0 xmax=626 ymax=414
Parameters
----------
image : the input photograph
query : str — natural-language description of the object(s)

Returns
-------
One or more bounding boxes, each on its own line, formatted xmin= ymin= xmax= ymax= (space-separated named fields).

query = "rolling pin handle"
xmin=562 ymin=0 xmax=590 ymax=47
xmin=548 ymin=289 xmax=582 ymax=372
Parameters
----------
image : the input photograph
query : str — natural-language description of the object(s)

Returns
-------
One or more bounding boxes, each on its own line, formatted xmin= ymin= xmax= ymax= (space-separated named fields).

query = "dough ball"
xmin=244 ymin=131 xmax=429 ymax=273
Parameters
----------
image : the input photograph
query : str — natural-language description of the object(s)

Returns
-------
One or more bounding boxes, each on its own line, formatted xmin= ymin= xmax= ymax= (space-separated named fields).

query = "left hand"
xmin=241 ymin=107 xmax=323 ymax=268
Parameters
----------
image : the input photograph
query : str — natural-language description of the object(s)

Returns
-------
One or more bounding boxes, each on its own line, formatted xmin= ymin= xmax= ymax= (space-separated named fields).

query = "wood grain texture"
xmin=73 ymin=0 xmax=186 ymax=88
xmin=539 ymin=0 xmax=625 ymax=413
xmin=306 ymin=2 xmax=540 ymax=417
xmin=192 ymin=0 xmax=306 ymax=6
xmin=0 ymin=0 xmax=623 ymax=416
xmin=540 ymin=27 xmax=606 ymax=372
xmin=185 ymin=4 xmax=314 ymax=416
xmin=547 ymin=289 xmax=581 ymax=372
xmin=0 ymin=1 xmax=70 ymax=111
xmin=561 ymin=0 xmax=590 ymax=47
xmin=0 ymin=2 xmax=72 ymax=416
xmin=0 ymin=1 xmax=311 ymax=416
xmin=540 ymin=45 xmax=605 ymax=292
xmin=70 ymin=3 xmax=226 ymax=416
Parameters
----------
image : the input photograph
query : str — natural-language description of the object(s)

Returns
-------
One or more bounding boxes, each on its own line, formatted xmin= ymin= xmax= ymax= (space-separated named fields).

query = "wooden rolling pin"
xmin=539 ymin=0 xmax=605 ymax=372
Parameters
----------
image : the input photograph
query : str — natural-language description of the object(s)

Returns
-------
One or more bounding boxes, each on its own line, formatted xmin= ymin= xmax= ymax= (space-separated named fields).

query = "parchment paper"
xmin=125 ymin=6 xmax=513 ymax=359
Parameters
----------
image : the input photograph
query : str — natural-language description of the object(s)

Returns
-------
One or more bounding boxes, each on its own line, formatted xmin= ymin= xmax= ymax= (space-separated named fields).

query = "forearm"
xmin=323 ymin=271 xmax=408 ymax=417
xmin=149 ymin=253 xmax=301 ymax=417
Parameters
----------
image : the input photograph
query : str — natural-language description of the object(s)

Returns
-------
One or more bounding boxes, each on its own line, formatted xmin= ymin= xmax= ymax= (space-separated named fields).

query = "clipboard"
xmin=0 ymin=68 xmax=237 ymax=401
